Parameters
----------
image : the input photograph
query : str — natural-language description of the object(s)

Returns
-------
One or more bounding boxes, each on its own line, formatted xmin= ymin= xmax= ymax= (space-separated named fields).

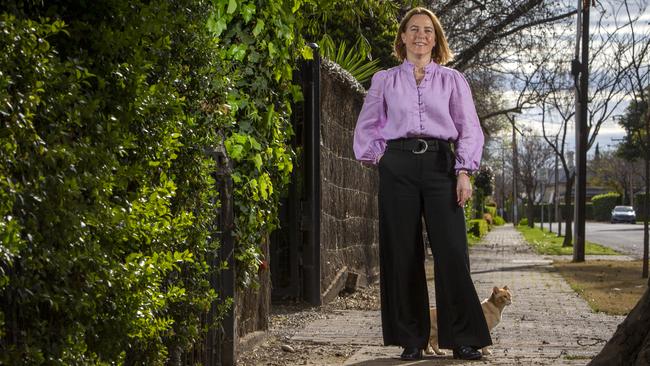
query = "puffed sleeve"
xmin=449 ymin=70 xmax=484 ymax=173
xmin=353 ymin=70 xmax=388 ymax=164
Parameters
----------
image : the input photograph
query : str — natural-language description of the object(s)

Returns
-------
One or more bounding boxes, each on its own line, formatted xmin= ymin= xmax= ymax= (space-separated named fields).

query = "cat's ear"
xmin=503 ymin=285 xmax=509 ymax=290
xmin=493 ymin=286 xmax=499 ymax=294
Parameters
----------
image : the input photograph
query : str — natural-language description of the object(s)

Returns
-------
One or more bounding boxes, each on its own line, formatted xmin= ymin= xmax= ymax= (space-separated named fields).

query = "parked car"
xmin=610 ymin=205 xmax=636 ymax=224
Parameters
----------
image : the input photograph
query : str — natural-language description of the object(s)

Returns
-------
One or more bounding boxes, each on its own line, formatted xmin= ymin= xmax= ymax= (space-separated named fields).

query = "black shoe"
xmin=400 ymin=347 xmax=422 ymax=360
xmin=453 ymin=345 xmax=482 ymax=360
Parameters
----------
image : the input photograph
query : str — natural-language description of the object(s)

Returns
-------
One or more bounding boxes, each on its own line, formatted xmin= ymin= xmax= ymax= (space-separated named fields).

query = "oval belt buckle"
xmin=412 ymin=139 xmax=428 ymax=154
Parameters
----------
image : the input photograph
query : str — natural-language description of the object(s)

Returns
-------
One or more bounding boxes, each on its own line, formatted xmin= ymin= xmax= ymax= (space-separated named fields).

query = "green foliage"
xmin=300 ymin=1 xmax=399 ymax=61
xmin=474 ymin=167 xmax=494 ymax=197
xmin=485 ymin=205 xmax=497 ymax=217
xmin=493 ymin=215 xmax=506 ymax=226
xmin=617 ymin=90 xmax=649 ymax=161
xmin=321 ymin=39 xmax=382 ymax=83
xmin=464 ymin=178 xmax=475 ymax=223
xmin=591 ymin=192 xmax=621 ymax=221
xmin=208 ymin=0 xmax=304 ymax=288
xmin=634 ymin=193 xmax=649 ymax=221
xmin=518 ymin=218 xmax=529 ymax=226
xmin=207 ymin=0 xmax=395 ymax=288
xmin=300 ymin=0 xmax=401 ymax=83
xmin=473 ymin=167 xmax=493 ymax=219
xmin=467 ymin=219 xmax=489 ymax=238
xmin=516 ymin=225 xmax=619 ymax=256
xmin=0 ymin=0 xmax=229 ymax=362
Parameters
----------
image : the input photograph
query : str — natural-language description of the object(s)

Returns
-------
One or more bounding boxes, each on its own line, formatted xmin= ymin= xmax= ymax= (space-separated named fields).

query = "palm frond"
xmin=320 ymin=37 xmax=381 ymax=84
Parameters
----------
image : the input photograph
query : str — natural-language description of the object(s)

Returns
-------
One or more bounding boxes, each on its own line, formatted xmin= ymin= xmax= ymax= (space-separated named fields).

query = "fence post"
xmin=302 ymin=43 xmax=321 ymax=306
xmin=205 ymin=145 xmax=236 ymax=366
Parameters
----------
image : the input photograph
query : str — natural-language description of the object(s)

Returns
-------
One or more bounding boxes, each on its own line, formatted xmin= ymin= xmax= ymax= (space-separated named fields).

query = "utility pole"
xmin=641 ymin=104 xmax=650 ymax=276
xmin=572 ymin=0 xmax=589 ymax=262
xmin=501 ymin=143 xmax=506 ymax=220
xmin=555 ymin=135 xmax=561 ymax=237
xmin=512 ymin=118 xmax=519 ymax=225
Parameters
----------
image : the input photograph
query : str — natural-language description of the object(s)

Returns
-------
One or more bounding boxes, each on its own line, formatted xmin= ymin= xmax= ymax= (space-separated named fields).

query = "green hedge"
xmin=467 ymin=219 xmax=489 ymax=238
xmin=485 ymin=205 xmax=497 ymax=217
xmin=0 ymin=2 xmax=229 ymax=363
xmin=493 ymin=215 xmax=506 ymax=226
xmin=634 ymin=193 xmax=649 ymax=220
xmin=523 ymin=203 xmax=584 ymax=222
xmin=592 ymin=192 xmax=621 ymax=221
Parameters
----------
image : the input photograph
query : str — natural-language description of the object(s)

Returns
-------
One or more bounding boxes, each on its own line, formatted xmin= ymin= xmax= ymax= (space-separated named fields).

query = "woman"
xmin=353 ymin=7 xmax=492 ymax=361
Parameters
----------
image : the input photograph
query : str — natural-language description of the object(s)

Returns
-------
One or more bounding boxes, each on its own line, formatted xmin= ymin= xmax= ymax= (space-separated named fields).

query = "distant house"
xmin=536 ymin=165 xmax=609 ymax=205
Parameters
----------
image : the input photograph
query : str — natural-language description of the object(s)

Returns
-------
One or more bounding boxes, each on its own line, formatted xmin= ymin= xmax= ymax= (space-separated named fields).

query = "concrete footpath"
xmin=290 ymin=224 xmax=624 ymax=365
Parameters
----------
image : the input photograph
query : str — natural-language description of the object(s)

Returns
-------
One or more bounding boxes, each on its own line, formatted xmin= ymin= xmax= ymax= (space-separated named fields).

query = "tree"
xmin=517 ymin=130 xmax=554 ymax=227
xmin=435 ymin=0 xmax=576 ymax=135
xmin=473 ymin=167 xmax=494 ymax=219
xmin=589 ymin=2 xmax=650 ymax=362
xmin=483 ymin=136 xmax=513 ymax=220
xmin=614 ymin=0 xmax=650 ymax=280
xmin=538 ymin=0 xmax=636 ymax=247
xmin=588 ymin=287 xmax=650 ymax=365
xmin=590 ymin=150 xmax=643 ymax=205
xmin=539 ymin=66 xmax=577 ymax=246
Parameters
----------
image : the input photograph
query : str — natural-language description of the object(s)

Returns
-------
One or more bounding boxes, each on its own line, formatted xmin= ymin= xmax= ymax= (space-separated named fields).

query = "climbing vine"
xmin=208 ymin=0 xmax=310 ymax=286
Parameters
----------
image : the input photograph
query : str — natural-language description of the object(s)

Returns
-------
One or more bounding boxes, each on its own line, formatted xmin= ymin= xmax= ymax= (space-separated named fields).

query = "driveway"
xmin=537 ymin=221 xmax=645 ymax=259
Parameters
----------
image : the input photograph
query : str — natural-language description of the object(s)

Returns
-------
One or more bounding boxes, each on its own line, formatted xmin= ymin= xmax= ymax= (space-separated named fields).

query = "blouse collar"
xmin=401 ymin=59 xmax=439 ymax=73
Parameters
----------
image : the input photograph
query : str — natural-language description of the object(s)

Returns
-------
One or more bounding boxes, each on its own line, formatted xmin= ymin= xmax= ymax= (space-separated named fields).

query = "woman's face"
xmin=400 ymin=14 xmax=436 ymax=60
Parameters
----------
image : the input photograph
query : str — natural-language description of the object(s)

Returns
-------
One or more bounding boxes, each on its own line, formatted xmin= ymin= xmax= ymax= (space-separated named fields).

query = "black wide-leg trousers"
xmin=377 ymin=140 xmax=492 ymax=350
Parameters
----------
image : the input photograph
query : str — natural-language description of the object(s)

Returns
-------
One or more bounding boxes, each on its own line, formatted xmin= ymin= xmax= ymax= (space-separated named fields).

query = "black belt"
xmin=386 ymin=138 xmax=450 ymax=154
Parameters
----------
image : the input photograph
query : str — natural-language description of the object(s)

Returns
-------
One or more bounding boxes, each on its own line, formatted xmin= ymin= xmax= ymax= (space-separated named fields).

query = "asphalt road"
xmin=536 ymin=221 xmax=646 ymax=259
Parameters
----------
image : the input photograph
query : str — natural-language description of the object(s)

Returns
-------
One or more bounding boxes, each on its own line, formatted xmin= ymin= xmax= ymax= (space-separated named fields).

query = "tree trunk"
xmin=563 ymin=175 xmax=574 ymax=247
xmin=527 ymin=199 xmax=535 ymax=228
xmin=641 ymin=156 xmax=650 ymax=278
xmin=588 ymin=286 xmax=650 ymax=365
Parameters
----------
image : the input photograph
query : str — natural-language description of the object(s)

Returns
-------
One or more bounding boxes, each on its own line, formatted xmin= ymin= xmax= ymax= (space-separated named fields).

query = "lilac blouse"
xmin=353 ymin=59 xmax=484 ymax=173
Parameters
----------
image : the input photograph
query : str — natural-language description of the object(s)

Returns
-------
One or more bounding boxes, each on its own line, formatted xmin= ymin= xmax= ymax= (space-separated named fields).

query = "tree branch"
xmin=497 ymin=10 xmax=577 ymax=39
xmin=451 ymin=0 xmax=544 ymax=70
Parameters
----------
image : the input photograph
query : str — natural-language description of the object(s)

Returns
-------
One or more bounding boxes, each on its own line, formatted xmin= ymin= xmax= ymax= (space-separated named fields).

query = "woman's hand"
xmin=456 ymin=172 xmax=472 ymax=207
xmin=375 ymin=153 xmax=384 ymax=165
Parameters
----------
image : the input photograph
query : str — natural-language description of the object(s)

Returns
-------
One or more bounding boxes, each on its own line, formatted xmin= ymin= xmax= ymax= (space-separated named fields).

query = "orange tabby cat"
xmin=425 ymin=286 xmax=512 ymax=356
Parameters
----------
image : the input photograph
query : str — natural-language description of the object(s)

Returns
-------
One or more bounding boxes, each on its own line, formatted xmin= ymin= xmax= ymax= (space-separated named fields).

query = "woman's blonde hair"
xmin=393 ymin=7 xmax=453 ymax=65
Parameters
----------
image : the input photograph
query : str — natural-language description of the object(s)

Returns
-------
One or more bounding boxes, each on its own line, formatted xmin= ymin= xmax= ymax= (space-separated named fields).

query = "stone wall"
xmin=235 ymin=59 xmax=381 ymax=351
xmin=320 ymin=59 xmax=380 ymax=301
xmin=235 ymin=236 xmax=270 ymax=356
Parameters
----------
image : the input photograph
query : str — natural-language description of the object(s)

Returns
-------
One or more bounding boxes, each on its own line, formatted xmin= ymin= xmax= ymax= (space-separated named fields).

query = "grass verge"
xmin=516 ymin=224 xmax=619 ymax=255
xmin=517 ymin=224 xmax=647 ymax=314
xmin=554 ymin=260 xmax=648 ymax=315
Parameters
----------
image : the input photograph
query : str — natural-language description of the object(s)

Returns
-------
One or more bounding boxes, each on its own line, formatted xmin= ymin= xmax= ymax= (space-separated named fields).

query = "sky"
xmin=497 ymin=0 xmax=650 ymax=155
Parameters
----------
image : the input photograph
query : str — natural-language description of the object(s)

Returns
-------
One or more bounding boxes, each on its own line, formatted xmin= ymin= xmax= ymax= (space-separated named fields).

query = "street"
xmin=536 ymin=221 xmax=645 ymax=259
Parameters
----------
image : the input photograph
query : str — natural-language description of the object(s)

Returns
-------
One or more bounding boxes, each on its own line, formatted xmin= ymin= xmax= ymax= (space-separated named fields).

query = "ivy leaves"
xmin=213 ymin=0 xmax=304 ymax=286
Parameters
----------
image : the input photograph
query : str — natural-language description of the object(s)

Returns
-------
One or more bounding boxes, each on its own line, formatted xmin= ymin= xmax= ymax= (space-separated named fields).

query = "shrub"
xmin=482 ymin=213 xmax=494 ymax=226
xmin=518 ymin=218 xmax=529 ymax=226
xmin=592 ymin=192 xmax=621 ymax=221
xmin=485 ymin=205 xmax=497 ymax=218
xmin=634 ymin=193 xmax=648 ymax=220
xmin=467 ymin=219 xmax=489 ymax=238
xmin=493 ymin=215 xmax=506 ymax=226
xmin=0 ymin=2 xmax=229 ymax=363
